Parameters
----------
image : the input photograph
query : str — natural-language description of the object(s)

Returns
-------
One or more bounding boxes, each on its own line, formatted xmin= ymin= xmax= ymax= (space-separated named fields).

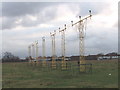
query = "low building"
xmin=70 ymin=56 xmax=79 ymax=61
xmin=70 ymin=53 xmax=119 ymax=61
xmin=97 ymin=55 xmax=119 ymax=60
xmin=85 ymin=55 xmax=98 ymax=60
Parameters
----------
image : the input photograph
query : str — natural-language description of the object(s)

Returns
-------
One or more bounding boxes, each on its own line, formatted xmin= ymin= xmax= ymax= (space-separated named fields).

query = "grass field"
xmin=2 ymin=60 xmax=118 ymax=88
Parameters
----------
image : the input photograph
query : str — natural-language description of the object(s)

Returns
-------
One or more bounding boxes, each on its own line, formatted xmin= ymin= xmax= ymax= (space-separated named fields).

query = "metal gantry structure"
xmin=28 ymin=10 xmax=92 ymax=73
xmin=50 ymin=30 xmax=56 ymax=69
xmin=35 ymin=41 xmax=39 ymax=65
xmin=71 ymin=10 xmax=92 ymax=72
xmin=32 ymin=43 xmax=35 ymax=61
xmin=42 ymin=37 xmax=46 ymax=67
xmin=28 ymin=41 xmax=39 ymax=65
xmin=59 ymin=24 xmax=67 ymax=70
xmin=28 ymin=45 xmax=32 ymax=62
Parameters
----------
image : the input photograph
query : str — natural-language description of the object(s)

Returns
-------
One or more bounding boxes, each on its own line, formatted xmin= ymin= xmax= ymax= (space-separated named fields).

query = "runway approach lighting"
xmin=59 ymin=24 xmax=67 ymax=70
xmin=42 ymin=37 xmax=46 ymax=67
xmin=35 ymin=41 xmax=39 ymax=65
xmin=50 ymin=30 xmax=57 ymax=69
xmin=71 ymin=10 xmax=92 ymax=72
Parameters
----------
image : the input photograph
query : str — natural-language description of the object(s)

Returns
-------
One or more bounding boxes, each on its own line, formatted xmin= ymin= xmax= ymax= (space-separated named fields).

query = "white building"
xmin=97 ymin=55 xmax=119 ymax=60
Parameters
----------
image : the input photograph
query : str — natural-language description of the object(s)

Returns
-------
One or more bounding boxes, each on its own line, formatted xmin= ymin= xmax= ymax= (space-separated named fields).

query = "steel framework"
xmin=31 ymin=43 xmax=35 ymax=64
xmin=50 ymin=30 xmax=56 ymax=69
xmin=42 ymin=37 xmax=46 ymax=66
xmin=59 ymin=24 xmax=67 ymax=70
xmin=28 ymin=45 xmax=32 ymax=62
xmin=71 ymin=10 xmax=92 ymax=72
xmin=35 ymin=41 xmax=38 ymax=64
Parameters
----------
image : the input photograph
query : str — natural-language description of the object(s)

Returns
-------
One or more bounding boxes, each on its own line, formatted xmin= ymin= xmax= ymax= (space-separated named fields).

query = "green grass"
xmin=2 ymin=60 xmax=118 ymax=88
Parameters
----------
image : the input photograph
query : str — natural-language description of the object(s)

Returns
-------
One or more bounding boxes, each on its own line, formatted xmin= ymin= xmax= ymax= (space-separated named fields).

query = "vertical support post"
xmin=59 ymin=24 xmax=66 ymax=70
xmin=78 ymin=18 xmax=85 ymax=72
xmin=32 ymin=43 xmax=35 ymax=64
xmin=42 ymin=37 xmax=46 ymax=67
xmin=28 ymin=45 xmax=32 ymax=63
xmin=71 ymin=10 xmax=92 ymax=72
xmin=50 ymin=30 xmax=56 ymax=69
xmin=35 ymin=41 xmax=39 ymax=65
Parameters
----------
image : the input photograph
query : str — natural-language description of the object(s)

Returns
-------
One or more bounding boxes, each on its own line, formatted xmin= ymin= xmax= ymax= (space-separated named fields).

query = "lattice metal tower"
xmin=71 ymin=10 xmax=92 ymax=72
xmin=35 ymin=41 xmax=38 ymax=64
xmin=28 ymin=45 xmax=32 ymax=62
xmin=42 ymin=37 xmax=46 ymax=66
xmin=31 ymin=43 xmax=35 ymax=64
xmin=50 ymin=30 xmax=56 ymax=69
xmin=59 ymin=24 xmax=67 ymax=70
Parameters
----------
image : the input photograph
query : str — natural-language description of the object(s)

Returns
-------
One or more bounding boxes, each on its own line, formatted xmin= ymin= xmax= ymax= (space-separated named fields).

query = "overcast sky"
xmin=1 ymin=1 xmax=118 ymax=58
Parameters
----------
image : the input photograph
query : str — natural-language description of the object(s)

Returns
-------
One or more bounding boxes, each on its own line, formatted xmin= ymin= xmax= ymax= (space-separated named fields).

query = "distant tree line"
xmin=2 ymin=52 xmax=28 ymax=63
xmin=2 ymin=52 xmax=118 ymax=62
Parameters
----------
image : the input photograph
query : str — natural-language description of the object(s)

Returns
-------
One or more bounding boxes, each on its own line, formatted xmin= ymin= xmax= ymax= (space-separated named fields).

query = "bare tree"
xmin=2 ymin=52 xmax=20 ymax=62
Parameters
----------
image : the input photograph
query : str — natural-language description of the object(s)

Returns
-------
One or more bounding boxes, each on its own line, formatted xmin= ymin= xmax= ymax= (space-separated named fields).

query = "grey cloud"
xmin=2 ymin=2 xmax=54 ymax=17
xmin=2 ymin=2 xmax=108 ymax=30
xmin=2 ymin=2 xmax=59 ymax=30
xmin=20 ymin=7 xmax=57 ymax=27
xmin=2 ymin=17 xmax=18 ymax=29
xmin=77 ymin=2 xmax=109 ymax=16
